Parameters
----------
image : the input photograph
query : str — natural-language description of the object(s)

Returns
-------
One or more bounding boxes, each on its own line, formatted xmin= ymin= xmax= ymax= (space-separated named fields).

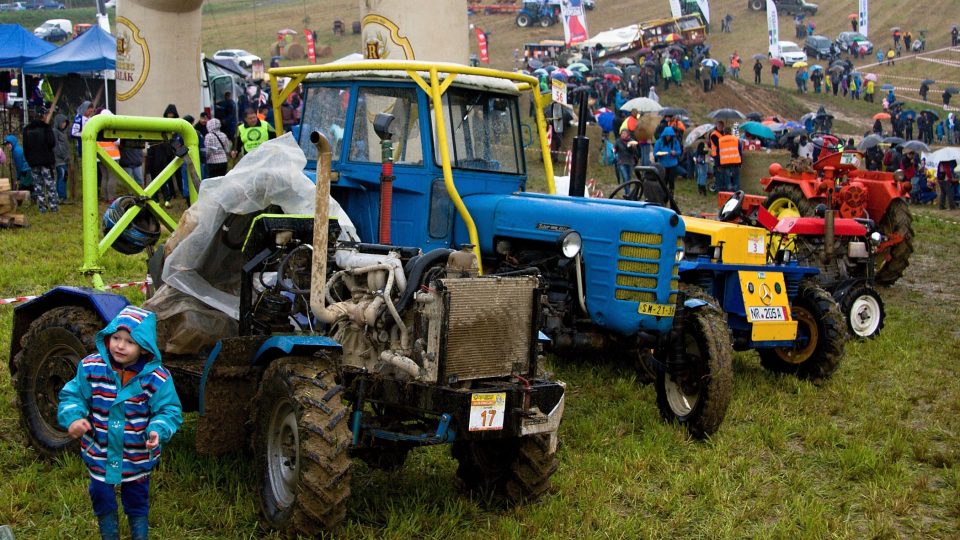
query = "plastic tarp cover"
xmin=158 ymin=133 xmax=358 ymax=321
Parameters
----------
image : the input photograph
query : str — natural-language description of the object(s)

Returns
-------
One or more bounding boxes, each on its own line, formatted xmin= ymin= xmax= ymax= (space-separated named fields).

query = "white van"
xmin=33 ymin=18 xmax=72 ymax=39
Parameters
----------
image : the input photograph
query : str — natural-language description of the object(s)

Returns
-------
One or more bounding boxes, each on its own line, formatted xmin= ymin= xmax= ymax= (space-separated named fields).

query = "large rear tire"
xmin=253 ymin=358 xmax=352 ymax=536
xmin=763 ymin=184 xmax=816 ymax=219
xmin=14 ymin=306 xmax=101 ymax=458
xmin=748 ymin=0 xmax=764 ymax=10
xmin=837 ymin=284 xmax=885 ymax=339
xmin=874 ymin=199 xmax=913 ymax=286
xmin=654 ymin=286 xmax=734 ymax=439
xmin=452 ymin=433 xmax=559 ymax=503
xmin=759 ymin=283 xmax=847 ymax=383
xmin=516 ymin=13 xmax=531 ymax=27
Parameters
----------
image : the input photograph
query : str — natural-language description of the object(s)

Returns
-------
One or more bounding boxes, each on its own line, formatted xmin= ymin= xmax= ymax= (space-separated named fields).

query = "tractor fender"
xmin=10 ymin=286 xmax=129 ymax=361
xmin=198 ymin=335 xmax=342 ymax=415
xmin=829 ymin=278 xmax=866 ymax=302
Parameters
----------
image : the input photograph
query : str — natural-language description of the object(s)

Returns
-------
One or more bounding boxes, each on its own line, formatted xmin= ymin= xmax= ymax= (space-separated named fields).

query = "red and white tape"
xmin=0 ymin=278 xmax=152 ymax=306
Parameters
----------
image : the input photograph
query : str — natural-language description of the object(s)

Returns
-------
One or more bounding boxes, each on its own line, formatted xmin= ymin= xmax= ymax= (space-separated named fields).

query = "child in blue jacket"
xmin=58 ymin=306 xmax=182 ymax=540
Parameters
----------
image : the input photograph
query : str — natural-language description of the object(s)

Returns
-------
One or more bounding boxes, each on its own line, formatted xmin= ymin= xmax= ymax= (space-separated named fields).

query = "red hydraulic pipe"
xmin=379 ymin=147 xmax=394 ymax=244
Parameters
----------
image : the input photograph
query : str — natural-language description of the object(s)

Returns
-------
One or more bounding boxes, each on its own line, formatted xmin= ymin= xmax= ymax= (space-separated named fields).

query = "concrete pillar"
xmin=360 ymin=0 xmax=468 ymax=64
xmin=114 ymin=0 xmax=205 ymax=117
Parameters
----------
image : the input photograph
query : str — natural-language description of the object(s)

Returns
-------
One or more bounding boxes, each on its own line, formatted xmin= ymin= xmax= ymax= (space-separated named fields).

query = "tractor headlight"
xmin=675 ymin=245 xmax=685 ymax=262
xmin=558 ymin=230 xmax=582 ymax=259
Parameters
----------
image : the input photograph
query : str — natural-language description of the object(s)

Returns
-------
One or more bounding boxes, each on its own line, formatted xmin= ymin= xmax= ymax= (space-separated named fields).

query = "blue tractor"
xmin=274 ymin=60 xmax=734 ymax=438
xmin=516 ymin=0 xmax=557 ymax=28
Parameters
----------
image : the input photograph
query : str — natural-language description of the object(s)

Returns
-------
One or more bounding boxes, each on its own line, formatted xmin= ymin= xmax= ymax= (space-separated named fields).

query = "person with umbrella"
xmin=937 ymin=159 xmax=958 ymax=210
xmin=653 ymin=126 xmax=682 ymax=195
xmin=919 ymin=81 xmax=930 ymax=101
xmin=754 ymin=58 xmax=763 ymax=85
xmin=943 ymin=89 xmax=953 ymax=107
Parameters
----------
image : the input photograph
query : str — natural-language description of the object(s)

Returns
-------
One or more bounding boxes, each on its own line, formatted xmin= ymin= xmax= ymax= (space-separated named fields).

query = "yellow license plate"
xmin=638 ymin=302 xmax=676 ymax=317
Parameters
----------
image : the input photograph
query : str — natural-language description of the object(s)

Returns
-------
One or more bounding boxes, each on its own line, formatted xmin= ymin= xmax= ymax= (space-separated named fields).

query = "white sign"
xmin=552 ymin=78 xmax=567 ymax=105
xmin=668 ymin=0 xmax=682 ymax=18
xmin=766 ymin=0 xmax=780 ymax=58
xmin=697 ymin=0 xmax=711 ymax=24
xmin=748 ymin=306 xmax=787 ymax=321
xmin=747 ymin=235 xmax=765 ymax=255
xmin=858 ymin=0 xmax=869 ymax=37
xmin=469 ymin=393 xmax=506 ymax=431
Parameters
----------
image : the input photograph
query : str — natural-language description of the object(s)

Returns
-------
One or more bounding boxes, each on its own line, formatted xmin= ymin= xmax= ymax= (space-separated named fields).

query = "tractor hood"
xmin=465 ymin=192 xmax=684 ymax=335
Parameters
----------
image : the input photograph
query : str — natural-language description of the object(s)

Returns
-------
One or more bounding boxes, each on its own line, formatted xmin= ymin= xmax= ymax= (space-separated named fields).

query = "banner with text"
xmin=475 ymin=27 xmax=489 ymax=64
xmin=305 ymin=28 xmax=316 ymax=63
xmin=766 ymin=0 xmax=780 ymax=58
xmin=858 ymin=0 xmax=869 ymax=37
xmin=560 ymin=0 xmax=589 ymax=46
xmin=697 ymin=0 xmax=711 ymax=24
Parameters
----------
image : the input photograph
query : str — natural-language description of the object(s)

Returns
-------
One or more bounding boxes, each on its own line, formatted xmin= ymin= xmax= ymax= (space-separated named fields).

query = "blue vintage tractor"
xmin=516 ymin=0 xmax=557 ymax=28
xmin=273 ymin=60 xmax=734 ymax=439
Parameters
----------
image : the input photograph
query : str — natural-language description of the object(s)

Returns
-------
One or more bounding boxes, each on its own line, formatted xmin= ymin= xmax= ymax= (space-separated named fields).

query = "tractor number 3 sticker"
xmin=469 ymin=392 xmax=506 ymax=431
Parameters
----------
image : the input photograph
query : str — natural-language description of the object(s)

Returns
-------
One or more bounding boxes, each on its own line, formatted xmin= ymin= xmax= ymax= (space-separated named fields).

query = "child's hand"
xmin=68 ymin=419 xmax=91 ymax=439
xmin=145 ymin=431 xmax=160 ymax=450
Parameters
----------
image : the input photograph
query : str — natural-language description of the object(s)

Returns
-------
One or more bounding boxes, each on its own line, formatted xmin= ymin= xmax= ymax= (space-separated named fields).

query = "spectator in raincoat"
xmin=753 ymin=59 xmax=762 ymax=84
xmin=670 ymin=60 xmax=682 ymax=86
xmin=920 ymin=82 xmax=930 ymax=101
xmin=648 ymin=85 xmax=660 ymax=103
xmin=653 ymin=126 xmax=682 ymax=195
xmin=3 ymin=134 xmax=32 ymax=191
xmin=865 ymin=79 xmax=875 ymax=103
xmin=662 ymin=57 xmax=672 ymax=90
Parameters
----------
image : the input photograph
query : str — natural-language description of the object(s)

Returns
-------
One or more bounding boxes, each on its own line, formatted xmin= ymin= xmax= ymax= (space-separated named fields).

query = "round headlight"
xmin=893 ymin=169 xmax=905 ymax=182
xmin=558 ymin=230 xmax=582 ymax=259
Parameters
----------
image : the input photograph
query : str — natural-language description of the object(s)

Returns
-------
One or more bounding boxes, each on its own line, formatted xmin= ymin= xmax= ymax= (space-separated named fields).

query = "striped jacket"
xmin=58 ymin=306 xmax=182 ymax=484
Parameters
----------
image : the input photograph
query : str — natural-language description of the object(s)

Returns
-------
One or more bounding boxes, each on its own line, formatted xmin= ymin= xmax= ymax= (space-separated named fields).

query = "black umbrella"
xmin=528 ymin=58 xmax=544 ymax=69
xmin=659 ymin=107 xmax=688 ymax=116
xmin=883 ymin=136 xmax=906 ymax=145
xmin=921 ymin=79 xmax=935 ymax=85
xmin=922 ymin=109 xmax=940 ymax=121
xmin=858 ymin=134 xmax=883 ymax=150
xmin=902 ymin=140 xmax=931 ymax=152
xmin=625 ymin=65 xmax=642 ymax=76
xmin=828 ymin=64 xmax=846 ymax=74
xmin=746 ymin=111 xmax=763 ymax=121
xmin=946 ymin=87 xmax=960 ymax=94
xmin=708 ymin=108 xmax=746 ymax=120
xmin=752 ymin=53 xmax=767 ymax=60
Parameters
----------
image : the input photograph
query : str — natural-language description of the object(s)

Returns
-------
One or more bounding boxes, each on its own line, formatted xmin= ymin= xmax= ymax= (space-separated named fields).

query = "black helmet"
xmin=102 ymin=197 xmax=161 ymax=255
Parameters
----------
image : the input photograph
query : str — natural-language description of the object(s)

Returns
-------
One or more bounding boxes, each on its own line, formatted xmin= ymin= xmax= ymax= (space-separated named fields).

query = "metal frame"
xmin=269 ymin=61 xmax=558 ymax=274
xmin=80 ymin=114 xmax=201 ymax=288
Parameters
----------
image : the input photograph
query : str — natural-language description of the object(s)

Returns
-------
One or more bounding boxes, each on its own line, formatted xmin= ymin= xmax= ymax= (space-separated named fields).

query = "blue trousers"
xmin=56 ymin=164 xmax=67 ymax=199
xmin=89 ymin=476 xmax=150 ymax=517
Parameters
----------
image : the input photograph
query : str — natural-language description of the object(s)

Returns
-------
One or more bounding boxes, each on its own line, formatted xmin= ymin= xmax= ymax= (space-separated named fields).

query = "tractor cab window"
xmin=349 ymin=86 xmax=423 ymax=165
xmin=432 ymin=88 xmax=524 ymax=175
xmin=298 ymin=85 xmax=351 ymax=163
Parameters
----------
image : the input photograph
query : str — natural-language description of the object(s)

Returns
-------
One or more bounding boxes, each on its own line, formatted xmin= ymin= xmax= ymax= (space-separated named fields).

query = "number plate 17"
xmin=469 ymin=393 xmax=506 ymax=431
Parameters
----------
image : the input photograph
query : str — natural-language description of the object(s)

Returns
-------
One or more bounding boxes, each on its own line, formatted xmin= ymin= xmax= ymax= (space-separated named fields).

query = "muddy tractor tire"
xmin=452 ymin=433 xmax=559 ymax=503
xmin=837 ymin=284 xmax=885 ymax=339
xmin=763 ymin=184 xmax=816 ymax=219
xmin=655 ymin=286 xmax=734 ymax=439
xmin=516 ymin=13 xmax=531 ymax=27
xmin=759 ymin=282 xmax=847 ymax=383
xmin=253 ymin=358 xmax=352 ymax=536
xmin=748 ymin=0 xmax=764 ymax=11
xmin=874 ymin=199 xmax=914 ymax=286
xmin=14 ymin=306 xmax=101 ymax=458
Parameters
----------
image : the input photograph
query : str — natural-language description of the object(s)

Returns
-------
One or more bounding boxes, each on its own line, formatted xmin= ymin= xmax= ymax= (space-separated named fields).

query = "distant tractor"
xmin=759 ymin=150 xmax=913 ymax=287
xmin=516 ymin=0 xmax=557 ymax=27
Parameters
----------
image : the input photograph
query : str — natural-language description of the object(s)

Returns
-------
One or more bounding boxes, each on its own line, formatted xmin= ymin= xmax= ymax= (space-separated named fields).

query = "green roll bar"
xmin=80 ymin=115 xmax=200 ymax=289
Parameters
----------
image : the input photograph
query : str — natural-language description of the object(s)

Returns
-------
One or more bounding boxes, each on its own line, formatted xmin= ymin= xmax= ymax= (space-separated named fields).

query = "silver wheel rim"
xmin=665 ymin=372 xmax=699 ymax=417
xmin=267 ymin=399 xmax=299 ymax=509
xmin=850 ymin=295 xmax=881 ymax=337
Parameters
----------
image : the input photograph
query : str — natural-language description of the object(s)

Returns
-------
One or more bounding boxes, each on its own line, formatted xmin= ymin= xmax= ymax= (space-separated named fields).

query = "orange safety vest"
xmin=98 ymin=141 xmax=120 ymax=160
xmin=708 ymin=129 xmax=723 ymax=157
xmin=718 ymin=134 xmax=742 ymax=166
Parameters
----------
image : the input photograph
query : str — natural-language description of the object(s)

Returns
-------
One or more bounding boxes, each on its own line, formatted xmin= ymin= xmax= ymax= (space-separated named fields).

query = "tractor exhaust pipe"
xmin=310 ymin=131 xmax=333 ymax=323
xmin=823 ymin=188 xmax=835 ymax=263
xmin=568 ymin=95 xmax=590 ymax=197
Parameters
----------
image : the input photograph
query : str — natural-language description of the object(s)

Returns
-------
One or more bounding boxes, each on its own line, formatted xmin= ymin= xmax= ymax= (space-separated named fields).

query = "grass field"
xmin=1 ymin=143 xmax=959 ymax=538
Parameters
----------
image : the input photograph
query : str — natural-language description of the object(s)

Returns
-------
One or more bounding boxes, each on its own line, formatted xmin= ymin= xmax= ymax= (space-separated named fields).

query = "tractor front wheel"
xmin=875 ymin=199 xmax=914 ymax=286
xmin=516 ymin=13 xmax=531 ymax=27
xmin=452 ymin=433 xmax=559 ymax=503
xmin=837 ymin=284 xmax=885 ymax=339
xmin=253 ymin=358 xmax=352 ymax=536
xmin=655 ymin=286 xmax=734 ymax=439
xmin=14 ymin=306 xmax=101 ymax=458
xmin=759 ymin=283 xmax=847 ymax=383
xmin=763 ymin=184 xmax=816 ymax=219
xmin=748 ymin=0 xmax=764 ymax=10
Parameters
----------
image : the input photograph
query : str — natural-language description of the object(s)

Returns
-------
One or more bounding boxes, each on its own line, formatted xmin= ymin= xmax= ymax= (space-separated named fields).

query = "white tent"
xmin=580 ymin=24 xmax=641 ymax=49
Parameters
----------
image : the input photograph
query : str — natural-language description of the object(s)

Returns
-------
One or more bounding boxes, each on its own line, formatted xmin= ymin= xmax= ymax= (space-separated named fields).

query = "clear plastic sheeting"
xmin=143 ymin=285 xmax=237 ymax=354
xmin=159 ymin=133 xmax=359 ymax=320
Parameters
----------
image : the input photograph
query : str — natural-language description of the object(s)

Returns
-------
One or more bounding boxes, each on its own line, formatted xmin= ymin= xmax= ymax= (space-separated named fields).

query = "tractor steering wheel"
xmin=607 ymin=180 xmax=645 ymax=201
xmin=718 ymin=190 xmax=746 ymax=222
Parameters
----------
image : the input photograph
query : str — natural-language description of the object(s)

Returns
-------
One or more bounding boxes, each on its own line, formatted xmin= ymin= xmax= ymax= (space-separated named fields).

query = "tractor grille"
xmin=616 ymin=230 xmax=665 ymax=304
xmin=439 ymin=276 xmax=538 ymax=382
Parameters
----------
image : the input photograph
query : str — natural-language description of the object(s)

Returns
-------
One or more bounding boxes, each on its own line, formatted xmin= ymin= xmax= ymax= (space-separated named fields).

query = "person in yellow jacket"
xmin=865 ymin=79 xmax=875 ymax=103
xmin=230 ymin=108 xmax=275 ymax=159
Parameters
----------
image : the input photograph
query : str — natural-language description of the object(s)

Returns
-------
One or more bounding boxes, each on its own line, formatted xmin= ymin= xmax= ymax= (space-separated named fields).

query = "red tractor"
xmin=759 ymin=150 xmax=913 ymax=286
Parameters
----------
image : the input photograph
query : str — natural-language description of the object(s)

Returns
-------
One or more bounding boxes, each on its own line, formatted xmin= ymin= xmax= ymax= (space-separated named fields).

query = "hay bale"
xmin=285 ymin=43 xmax=305 ymax=60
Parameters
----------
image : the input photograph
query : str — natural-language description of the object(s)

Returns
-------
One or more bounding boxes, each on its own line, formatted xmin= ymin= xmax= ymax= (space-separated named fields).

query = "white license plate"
xmin=748 ymin=306 xmax=786 ymax=321
xmin=469 ymin=392 xmax=506 ymax=432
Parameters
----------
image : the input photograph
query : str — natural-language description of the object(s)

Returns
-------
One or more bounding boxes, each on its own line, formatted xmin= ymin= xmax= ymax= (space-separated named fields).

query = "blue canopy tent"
xmin=0 ymin=24 xmax=56 ymax=126
xmin=24 ymin=25 xmax=116 ymax=113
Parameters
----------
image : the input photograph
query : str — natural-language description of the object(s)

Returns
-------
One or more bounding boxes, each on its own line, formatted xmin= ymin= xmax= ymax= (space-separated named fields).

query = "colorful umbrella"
xmin=864 ymin=73 xmax=877 ymax=81
xmin=567 ymin=62 xmax=590 ymax=72
xmin=277 ymin=28 xmax=298 ymax=35
xmin=769 ymin=58 xmax=784 ymax=68
xmin=873 ymin=112 xmax=891 ymax=120
xmin=811 ymin=64 xmax=824 ymax=71
xmin=792 ymin=61 xmax=808 ymax=68
xmin=684 ymin=123 xmax=714 ymax=147
xmin=701 ymin=58 xmax=719 ymax=67
xmin=741 ymin=121 xmax=776 ymax=139
xmin=880 ymin=83 xmax=895 ymax=91
xmin=847 ymin=13 xmax=858 ymax=20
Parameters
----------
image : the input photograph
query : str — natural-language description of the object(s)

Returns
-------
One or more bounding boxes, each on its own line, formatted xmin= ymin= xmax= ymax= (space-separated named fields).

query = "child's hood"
xmin=4 ymin=134 xmax=19 ymax=148
xmin=95 ymin=306 xmax=163 ymax=367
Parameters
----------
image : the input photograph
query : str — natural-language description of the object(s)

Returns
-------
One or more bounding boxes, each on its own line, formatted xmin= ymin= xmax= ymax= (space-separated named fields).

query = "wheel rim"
xmin=849 ymin=295 xmax=881 ymax=337
xmin=266 ymin=398 xmax=299 ymax=509
xmin=664 ymin=371 xmax=699 ymax=416
xmin=665 ymin=331 xmax=706 ymax=416
xmin=776 ymin=306 xmax=818 ymax=364
xmin=34 ymin=343 xmax=81 ymax=436
xmin=767 ymin=197 xmax=802 ymax=219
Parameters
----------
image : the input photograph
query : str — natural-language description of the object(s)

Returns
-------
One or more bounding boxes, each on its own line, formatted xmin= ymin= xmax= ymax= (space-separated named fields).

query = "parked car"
xmin=0 ymin=2 xmax=27 ymax=11
xmin=770 ymin=40 xmax=808 ymax=65
xmin=213 ymin=49 xmax=262 ymax=69
xmin=836 ymin=32 xmax=874 ymax=55
xmin=804 ymin=35 xmax=836 ymax=59
xmin=29 ymin=1 xmax=65 ymax=8
xmin=34 ymin=18 xmax=72 ymax=39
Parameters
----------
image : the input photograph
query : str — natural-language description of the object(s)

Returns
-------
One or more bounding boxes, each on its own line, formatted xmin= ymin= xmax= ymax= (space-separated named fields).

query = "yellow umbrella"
xmin=792 ymin=61 xmax=809 ymax=68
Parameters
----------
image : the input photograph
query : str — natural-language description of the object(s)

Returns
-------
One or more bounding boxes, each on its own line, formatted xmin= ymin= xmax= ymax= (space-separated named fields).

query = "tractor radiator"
xmin=615 ymin=231 xmax=678 ymax=304
xmin=437 ymin=276 xmax=539 ymax=382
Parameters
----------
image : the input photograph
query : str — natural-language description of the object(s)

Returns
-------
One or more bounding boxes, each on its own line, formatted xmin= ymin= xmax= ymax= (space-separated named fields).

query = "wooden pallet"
xmin=0 ymin=178 xmax=30 ymax=227
xmin=0 ymin=213 xmax=26 ymax=227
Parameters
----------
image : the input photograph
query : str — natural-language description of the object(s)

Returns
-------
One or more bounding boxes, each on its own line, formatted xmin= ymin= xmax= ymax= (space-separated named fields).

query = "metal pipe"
xmin=379 ymin=138 xmax=394 ymax=243
xmin=568 ymin=94 xmax=590 ymax=197
xmin=309 ymin=131 xmax=334 ymax=324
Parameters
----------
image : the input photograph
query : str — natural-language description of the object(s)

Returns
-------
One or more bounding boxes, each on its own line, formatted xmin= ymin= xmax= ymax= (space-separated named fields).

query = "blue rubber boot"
xmin=128 ymin=515 xmax=149 ymax=540
xmin=97 ymin=511 xmax=119 ymax=540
